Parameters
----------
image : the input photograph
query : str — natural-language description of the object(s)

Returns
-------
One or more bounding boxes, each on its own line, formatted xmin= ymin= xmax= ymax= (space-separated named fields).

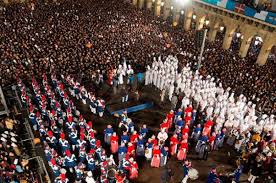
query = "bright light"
xmin=171 ymin=6 xmax=174 ymax=10
xmin=181 ymin=10 xmax=184 ymax=15
xmin=205 ymin=20 xmax=210 ymax=25
xmin=256 ymin=36 xmax=263 ymax=42
xmin=236 ymin=33 xmax=241 ymax=38
xmin=152 ymin=0 xmax=155 ymax=2
xmin=161 ymin=1 xmax=164 ymax=6
xmin=220 ymin=26 xmax=224 ymax=31
xmin=192 ymin=14 xmax=196 ymax=19
xmin=254 ymin=40 xmax=260 ymax=45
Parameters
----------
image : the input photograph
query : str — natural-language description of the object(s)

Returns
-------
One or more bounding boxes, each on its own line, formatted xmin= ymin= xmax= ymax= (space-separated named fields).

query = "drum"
xmin=107 ymin=165 xmax=117 ymax=180
xmin=188 ymin=168 xmax=199 ymax=180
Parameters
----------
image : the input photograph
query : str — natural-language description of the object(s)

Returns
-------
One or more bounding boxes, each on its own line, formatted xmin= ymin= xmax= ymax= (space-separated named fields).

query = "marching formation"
xmin=146 ymin=54 xmax=276 ymax=182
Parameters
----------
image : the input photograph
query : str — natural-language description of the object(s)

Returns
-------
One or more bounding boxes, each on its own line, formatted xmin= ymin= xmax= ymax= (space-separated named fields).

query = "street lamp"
xmin=161 ymin=1 xmax=164 ymax=6
xmin=171 ymin=6 xmax=174 ymax=10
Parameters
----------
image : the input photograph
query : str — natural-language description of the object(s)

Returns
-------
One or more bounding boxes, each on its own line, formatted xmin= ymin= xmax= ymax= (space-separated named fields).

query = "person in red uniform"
xmin=203 ymin=119 xmax=214 ymax=136
xmin=149 ymin=135 xmax=158 ymax=147
xmin=177 ymin=139 xmax=188 ymax=161
xmin=107 ymin=70 xmax=113 ymax=86
xmin=110 ymin=132 xmax=119 ymax=154
xmin=130 ymin=131 xmax=139 ymax=144
xmin=166 ymin=110 xmax=174 ymax=128
xmin=128 ymin=157 xmax=138 ymax=179
xmin=208 ymin=132 xmax=216 ymax=150
xmin=127 ymin=142 xmax=135 ymax=157
xmin=182 ymin=125 xmax=190 ymax=137
xmin=151 ymin=146 xmax=161 ymax=168
xmin=170 ymin=134 xmax=179 ymax=156
xmin=160 ymin=119 xmax=170 ymax=133
xmin=185 ymin=115 xmax=192 ymax=126
xmin=185 ymin=104 xmax=193 ymax=117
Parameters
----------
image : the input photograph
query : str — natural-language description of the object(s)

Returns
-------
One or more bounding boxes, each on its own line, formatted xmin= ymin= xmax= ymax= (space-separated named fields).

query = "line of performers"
xmin=18 ymin=73 xmax=228 ymax=183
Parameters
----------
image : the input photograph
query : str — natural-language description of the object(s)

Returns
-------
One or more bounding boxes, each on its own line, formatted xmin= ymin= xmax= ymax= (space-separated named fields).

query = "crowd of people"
xmin=16 ymin=53 xmax=276 ymax=182
xmin=0 ymin=117 xmax=39 ymax=183
xmin=232 ymin=0 xmax=274 ymax=11
xmin=0 ymin=0 xmax=276 ymax=182
xmin=147 ymin=54 xmax=276 ymax=182
xmin=0 ymin=0 xmax=275 ymax=115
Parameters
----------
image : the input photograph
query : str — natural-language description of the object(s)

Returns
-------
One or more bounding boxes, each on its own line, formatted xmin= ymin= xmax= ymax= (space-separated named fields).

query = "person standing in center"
xmin=121 ymin=86 xmax=129 ymax=103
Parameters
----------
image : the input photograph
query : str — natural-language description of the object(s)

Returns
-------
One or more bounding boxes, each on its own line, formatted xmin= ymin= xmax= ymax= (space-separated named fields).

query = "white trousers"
xmin=248 ymin=174 xmax=257 ymax=183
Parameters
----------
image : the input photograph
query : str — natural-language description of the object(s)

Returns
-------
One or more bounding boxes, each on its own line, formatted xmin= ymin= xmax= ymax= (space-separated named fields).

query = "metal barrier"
xmin=10 ymin=85 xmax=51 ymax=183
xmin=0 ymin=86 xmax=9 ymax=116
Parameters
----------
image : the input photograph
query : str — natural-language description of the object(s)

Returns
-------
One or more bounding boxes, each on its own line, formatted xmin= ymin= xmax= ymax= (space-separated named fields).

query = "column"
xmin=183 ymin=9 xmax=193 ymax=31
xmin=239 ymin=35 xmax=253 ymax=58
xmin=139 ymin=0 xmax=145 ymax=9
xmin=207 ymin=16 xmax=219 ymax=42
xmin=208 ymin=27 xmax=218 ymax=42
xmin=196 ymin=16 xmax=205 ymax=30
xmin=146 ymin=0 xmax=153 ymax=9
xmin=222 ymin=22 xmax=237 ymax=50
xmin=173 ymin=9 xmax=181 ymax=26
xmin=256 ymin=47 xmax=271 ymax=65
xmin=256 ymin=35 xmax=275 ymax=65
xmin=222 ymin=29 xmax=235 ymax=49
xmin=154 ymin=0 xmax=161 ymax=16
xmin=163 ymin=0 xmax=171 ymax=20
xmin=133 ymin=0 xmax=138 ymax=6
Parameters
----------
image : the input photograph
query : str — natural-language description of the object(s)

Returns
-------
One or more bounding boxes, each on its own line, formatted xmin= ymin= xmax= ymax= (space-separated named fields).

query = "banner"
xmin=201 ymin=0 xmax=276 ymax=25
xmin=217 ymin=0 xmax=236 ymax=11
xmin=265 ymin=11 xmax=276 ymax=24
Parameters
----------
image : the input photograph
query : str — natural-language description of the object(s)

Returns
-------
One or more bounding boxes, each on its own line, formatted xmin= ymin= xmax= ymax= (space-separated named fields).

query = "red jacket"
xmin=130 ymin=134 xmax=139 ymax=143
xmin=205 ymin=120 xmax=213 ymax=128
xmin=153 ymin=149 xmax=161 ymax=156
xmin=111 ymin=135 xmax=118 ymax=143
xmin=127 ymin=145 xmax=135 ymax=154
xmin=209 ymin=136 xmax=216 ymax=143
xmin=185 ymin=107 xmax=193 ymax=116
xmin=180 ymin=142 xmax=188 ymax=150
xmin=170 ymin=136 xmax=179 ymax=145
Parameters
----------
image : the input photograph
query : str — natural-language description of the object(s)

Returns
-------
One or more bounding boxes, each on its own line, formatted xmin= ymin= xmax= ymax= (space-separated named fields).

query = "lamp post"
xmin=198 ymin=29 xmax=208 ymax=70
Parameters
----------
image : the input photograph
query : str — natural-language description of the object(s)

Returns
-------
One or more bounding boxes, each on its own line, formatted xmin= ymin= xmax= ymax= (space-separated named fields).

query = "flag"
xmin=217 ymin=0 xmax=227 ymax=8
xmin=235 ymin=3 xmax=246 ymax=14
xmin=244 ymin=6 xmax=257 ymax=17
xmin=265 ymin=12 xmax=276 ymax=25
xmin=254 ymin=11 xmax=268 ymax=21
xmin=202 ymin=0 xmax=218 ymax=6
